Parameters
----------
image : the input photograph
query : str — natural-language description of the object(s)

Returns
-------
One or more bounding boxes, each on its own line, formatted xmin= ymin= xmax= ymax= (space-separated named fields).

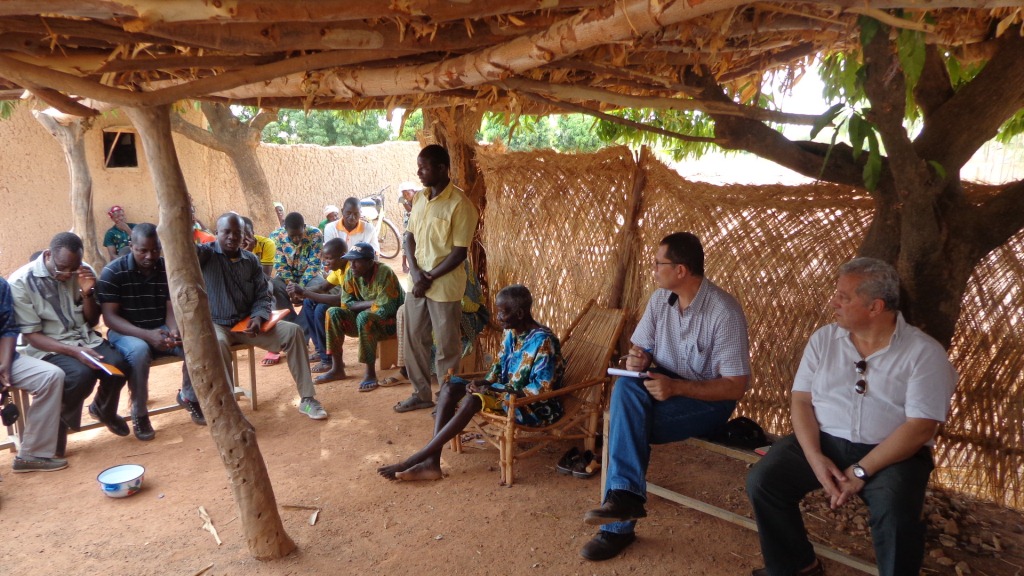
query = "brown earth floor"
xmin=2 ymin=309 xmax=1023 ymax=575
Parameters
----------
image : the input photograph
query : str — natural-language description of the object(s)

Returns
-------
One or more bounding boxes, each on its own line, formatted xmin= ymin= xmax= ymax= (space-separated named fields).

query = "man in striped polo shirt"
xmin=97 ymin=223 xmax=193 ymax=441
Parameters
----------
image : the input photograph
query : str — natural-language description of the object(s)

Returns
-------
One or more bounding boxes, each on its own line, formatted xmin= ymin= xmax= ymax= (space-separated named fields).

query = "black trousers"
xmin=43 ymin=340 xmax=129 ymax=430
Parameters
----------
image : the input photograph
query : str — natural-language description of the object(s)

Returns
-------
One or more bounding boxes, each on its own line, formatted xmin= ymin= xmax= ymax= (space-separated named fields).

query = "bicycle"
xmin=359 ymin=187 xmax=402 ymax=260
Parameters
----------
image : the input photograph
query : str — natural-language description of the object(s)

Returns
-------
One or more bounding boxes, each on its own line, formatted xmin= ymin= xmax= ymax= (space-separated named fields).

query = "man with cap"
xmin=103 ymin=205 xmax=136 ymax=260
xmin=324 ymin=197 xmax=379 ymax=255
xmin=316 ymin=242 xmax=404 ymax=391
xmin=319 ymin=205 xmax=340 ymax=233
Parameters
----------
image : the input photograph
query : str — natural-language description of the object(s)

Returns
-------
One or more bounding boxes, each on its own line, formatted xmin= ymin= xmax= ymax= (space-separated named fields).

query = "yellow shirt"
xmin=252 ymin=235 xmax=275 ymax=267
xmin=407 ymin=182 xmax=479 ymax=302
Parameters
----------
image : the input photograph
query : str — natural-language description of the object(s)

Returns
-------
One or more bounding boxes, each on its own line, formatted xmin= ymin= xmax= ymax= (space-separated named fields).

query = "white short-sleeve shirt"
xmin=793 ymin=313 xmax=958 ymax=445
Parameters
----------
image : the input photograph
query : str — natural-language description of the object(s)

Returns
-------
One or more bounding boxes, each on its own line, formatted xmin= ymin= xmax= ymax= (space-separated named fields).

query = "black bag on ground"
xmin=703 ymin=416 xmax=768 ymax=450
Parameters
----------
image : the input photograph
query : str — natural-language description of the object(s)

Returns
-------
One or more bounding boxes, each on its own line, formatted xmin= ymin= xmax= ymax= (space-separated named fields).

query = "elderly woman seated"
xmin=378 ymin=284 xmax=565 ymax=481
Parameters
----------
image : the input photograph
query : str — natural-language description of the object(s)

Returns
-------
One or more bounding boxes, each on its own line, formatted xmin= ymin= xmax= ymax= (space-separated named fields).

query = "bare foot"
xmin=395 ymin=461 xmax=443 ymax=481
xmin=378 ymin=462 xmax=408 ymax=480
xmin=315 ymin=367 xmax=347 ymax=383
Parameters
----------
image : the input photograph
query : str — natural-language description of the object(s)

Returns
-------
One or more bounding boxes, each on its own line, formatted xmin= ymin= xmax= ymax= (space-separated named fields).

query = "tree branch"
xmin=248 ymin=109 xmax=277 ymax=135
xmin=686 ymin=70 xmax=866 ymax=187
xmin=170 ymin=111 xmax=225 ymax=152
xmin=913 ymin=44 xmax=954 ymax=121
xmin=519 ymin=92 xmax=720 ymax=144
xmin=914 ymin=28 xmax=1024 ymax=172
xmin=496 ymin=77 xmax=823 ymax=125
xmin=969 ymin=178 xmax=1024 ymax=256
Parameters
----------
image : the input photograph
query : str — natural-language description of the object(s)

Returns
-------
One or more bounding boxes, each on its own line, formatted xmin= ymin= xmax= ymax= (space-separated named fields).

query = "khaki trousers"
xmin=403 ymin=295 xmax=461 ymax=402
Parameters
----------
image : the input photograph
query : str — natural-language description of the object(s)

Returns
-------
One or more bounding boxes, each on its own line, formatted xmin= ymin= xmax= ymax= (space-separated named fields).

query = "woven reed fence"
xmin=476 ymin=145 xmax=1024 ymax=510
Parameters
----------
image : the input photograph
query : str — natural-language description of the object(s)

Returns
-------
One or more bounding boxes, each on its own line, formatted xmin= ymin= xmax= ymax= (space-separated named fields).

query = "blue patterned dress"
xmin=472 ymin=325 xmax=565 ymax=427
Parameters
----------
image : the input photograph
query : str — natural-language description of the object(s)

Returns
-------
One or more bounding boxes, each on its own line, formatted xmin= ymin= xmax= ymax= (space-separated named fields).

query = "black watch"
xmin=852 ymin=463 xmax=870 ymax=481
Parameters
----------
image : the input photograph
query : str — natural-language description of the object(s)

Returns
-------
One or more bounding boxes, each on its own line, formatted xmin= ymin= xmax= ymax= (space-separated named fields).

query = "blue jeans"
xmin=746 ymin=432 xmax=933 ymax=576
xmin=601 ymin=374 xmax=735 ymax=535
xmin=301 ymin=299 xmax=330 ymax=364
xmin=107 ymin=329 xmax=187 ymax=414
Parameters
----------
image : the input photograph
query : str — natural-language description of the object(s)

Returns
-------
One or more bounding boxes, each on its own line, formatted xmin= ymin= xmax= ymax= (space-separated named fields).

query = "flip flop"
xmin=261 ymin=352 xmax=281 ymax=366
xmin=311 ymin=361 xmax=332 ymax=373
xmin=379 ymin=376 xmax=408 ymax=387
xmin=358 ymin=379 xmax=379 ymax=392
xmin=393 ymin=395 xmax=434 ymax=413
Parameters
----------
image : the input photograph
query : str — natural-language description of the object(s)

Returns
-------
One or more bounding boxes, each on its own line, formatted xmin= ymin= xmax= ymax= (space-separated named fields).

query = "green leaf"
xmin=811 ymin=103 xmax=845 ymax=140
xmin=859 ymin=16 xmax=882 ymax=49
xmin=863 ymin=130 xmax=883 ymax=191
xmin=897 ymin=28 xmax=927 ymax=90
xmin=928 ymin=160 xmax=947 ymax=180
xmin=848 ymin=114 xmax=868 ymax=160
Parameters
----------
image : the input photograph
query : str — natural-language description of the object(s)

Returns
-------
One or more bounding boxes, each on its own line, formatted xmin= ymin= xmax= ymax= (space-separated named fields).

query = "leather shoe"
xmin=584 ymin=489 xmax=647 ymax=525
xmin=580 ymin=531 xmax=636 ymax=561
xmin=751 ymin=557 xmax=825 ymax=576
xmin=89 ymin=404 xmax=130 ymax=437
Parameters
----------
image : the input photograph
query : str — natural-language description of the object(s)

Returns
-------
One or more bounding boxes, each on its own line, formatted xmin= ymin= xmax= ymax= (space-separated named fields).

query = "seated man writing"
xmin=290 ymin=238 xmax=348 ymax=373
xmin=9 ymin=232 xmax=131 ymax=456
xmin=198 ymin=213 xmax=328 ymax=421
xmin=312 ymin=242 xmax=403 ymax=390
xmin=97 ymin=223 xmax=192 ymax=440
xmin=378 ymin=284 xmax=564 ymax=481
xmin=579 ymin=232 xmax=751 ymax=561
xmin=746 ymin=258 xmax=957 ymax=576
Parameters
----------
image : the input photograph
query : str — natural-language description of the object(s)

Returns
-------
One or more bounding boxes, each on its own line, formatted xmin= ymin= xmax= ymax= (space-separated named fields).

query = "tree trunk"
xmin=123 ymin=104 xmax=296 ymax=561
xmin=31 ymin=111 xmax=104 ymax=265
xmin=171 ymin=103 xmax=278 ymax=234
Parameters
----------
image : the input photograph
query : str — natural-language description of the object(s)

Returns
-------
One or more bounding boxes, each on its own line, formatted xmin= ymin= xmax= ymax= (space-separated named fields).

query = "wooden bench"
xmin=599 ymin=405 xmax=879 ymax=575
xmin=2 ymin=344 xmax=257 ymax=453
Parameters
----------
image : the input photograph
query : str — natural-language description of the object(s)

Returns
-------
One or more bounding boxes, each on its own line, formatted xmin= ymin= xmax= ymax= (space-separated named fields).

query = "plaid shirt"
xmin=632 ymin=279 xmax=751 ymax=383
xmin=270 ymin=225 xmax=323 ymax=286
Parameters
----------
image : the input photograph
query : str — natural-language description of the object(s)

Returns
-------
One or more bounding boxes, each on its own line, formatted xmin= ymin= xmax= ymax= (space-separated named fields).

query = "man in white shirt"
xmin=746 ymin=257 xmax=958 ymax=576
xmin=324 ymin=197 xmax=379 ymax=255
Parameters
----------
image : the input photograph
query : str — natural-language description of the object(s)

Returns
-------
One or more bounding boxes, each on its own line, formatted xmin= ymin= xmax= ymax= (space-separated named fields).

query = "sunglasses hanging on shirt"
xmin=854 ymin=359 xmax=867 ymax=395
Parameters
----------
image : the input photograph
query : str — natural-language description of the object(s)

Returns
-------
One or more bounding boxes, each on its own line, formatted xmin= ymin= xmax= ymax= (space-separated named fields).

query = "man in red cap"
xmin=103 ymin=205 xmax=136 ymax=260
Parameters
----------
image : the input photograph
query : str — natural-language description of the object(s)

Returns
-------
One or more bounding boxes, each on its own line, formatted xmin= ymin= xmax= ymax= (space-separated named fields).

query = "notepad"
xmin=230 ymin=309 xmax=290 ymax=333
xmin=607 ymin=368 xmax=649 ymax=379
xmin=79 ymin=351 xmax=125 ymax=377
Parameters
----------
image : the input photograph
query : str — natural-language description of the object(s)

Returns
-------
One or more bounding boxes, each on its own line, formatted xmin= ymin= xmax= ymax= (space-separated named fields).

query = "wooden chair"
xmin=452 ymin=300 xmax=626 ymax=486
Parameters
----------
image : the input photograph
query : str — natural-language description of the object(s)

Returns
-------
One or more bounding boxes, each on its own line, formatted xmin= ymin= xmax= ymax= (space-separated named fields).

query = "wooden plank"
xmin=646 ymin=484 xmax=879 ymax=575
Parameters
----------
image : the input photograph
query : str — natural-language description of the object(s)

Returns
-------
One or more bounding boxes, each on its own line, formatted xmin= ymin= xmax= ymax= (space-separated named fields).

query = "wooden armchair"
xmin=451 ymin=300 xmax=626 ymax=486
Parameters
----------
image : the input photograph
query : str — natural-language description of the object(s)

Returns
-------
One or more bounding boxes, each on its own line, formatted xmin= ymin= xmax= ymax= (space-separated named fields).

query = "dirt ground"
xmin=3 ymin=275 xmax=1024 ymax=575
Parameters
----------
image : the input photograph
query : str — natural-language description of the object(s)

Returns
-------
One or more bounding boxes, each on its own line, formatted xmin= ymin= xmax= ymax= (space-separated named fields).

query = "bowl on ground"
xmin=97 ymin=464 xmax=145 ymax=498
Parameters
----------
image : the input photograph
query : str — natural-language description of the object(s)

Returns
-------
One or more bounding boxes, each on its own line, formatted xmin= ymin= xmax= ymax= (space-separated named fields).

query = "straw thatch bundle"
xmin=477 ymin=145 xmax=1024 ymax=509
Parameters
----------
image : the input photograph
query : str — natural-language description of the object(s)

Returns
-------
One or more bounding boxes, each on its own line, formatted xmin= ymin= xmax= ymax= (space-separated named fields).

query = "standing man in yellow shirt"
xmin=396 ymin=145 xmax=479 ymax=413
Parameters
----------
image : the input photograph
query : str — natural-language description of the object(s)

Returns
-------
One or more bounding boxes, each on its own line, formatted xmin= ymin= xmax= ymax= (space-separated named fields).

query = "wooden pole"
xmin=123 ymin=104 xmax=296 ymax=561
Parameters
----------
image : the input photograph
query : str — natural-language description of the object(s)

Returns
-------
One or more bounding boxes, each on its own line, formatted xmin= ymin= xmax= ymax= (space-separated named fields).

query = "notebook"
xmin=230 ymin=309 xmax=290 ymax=333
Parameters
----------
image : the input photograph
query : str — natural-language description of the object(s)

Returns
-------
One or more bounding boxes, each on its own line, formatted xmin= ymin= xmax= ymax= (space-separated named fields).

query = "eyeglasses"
xmin=854 ymin=360 xmax=867 ymax=395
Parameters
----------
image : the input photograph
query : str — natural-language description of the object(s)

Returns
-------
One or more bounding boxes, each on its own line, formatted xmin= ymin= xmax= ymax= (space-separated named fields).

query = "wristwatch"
xmin=852 ymin=463 xmax=870 ymax=481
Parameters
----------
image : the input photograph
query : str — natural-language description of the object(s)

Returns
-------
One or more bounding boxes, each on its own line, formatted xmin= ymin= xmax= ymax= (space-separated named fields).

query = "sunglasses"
xmin=854 ymin=360 xmax=867 ymax=395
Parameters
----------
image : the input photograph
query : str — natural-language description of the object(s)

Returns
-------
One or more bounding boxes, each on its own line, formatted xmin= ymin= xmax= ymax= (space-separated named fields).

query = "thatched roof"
xmin=0 ymin=1 xmax=1018 ymax=120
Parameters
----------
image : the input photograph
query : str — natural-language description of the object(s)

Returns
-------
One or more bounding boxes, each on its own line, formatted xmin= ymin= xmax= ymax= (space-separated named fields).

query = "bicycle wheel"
xmin=378 ymin=218 xmax=401 ymax=259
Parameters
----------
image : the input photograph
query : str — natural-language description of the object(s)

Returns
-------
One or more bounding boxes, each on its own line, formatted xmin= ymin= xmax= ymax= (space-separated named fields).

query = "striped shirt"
xmin=632 ymin=279 xmax=751 ymax=383
xmin=0 ymin=277 xmax=20 ymax=361
xmin=197 ymin=242 xmax=272 ymax=326
xmin=96 ymin=254 xmax=170 ymax=330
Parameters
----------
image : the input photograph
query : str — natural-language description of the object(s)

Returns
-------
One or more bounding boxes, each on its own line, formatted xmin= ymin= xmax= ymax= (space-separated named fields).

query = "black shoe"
xmin=88 ymin=404 xmax=130 ymax=437
xmin=580 ymin=531 xmax=636 ymax=561
xmin=132 ymin=412 xmax=156 ymax=441
xmin=556 ymin=447 xmax=582 ymax=475
xmin=177 ymin=391 xmax=206 ymax=426
xmin=584 ymin=489 xmax=647 ymax=525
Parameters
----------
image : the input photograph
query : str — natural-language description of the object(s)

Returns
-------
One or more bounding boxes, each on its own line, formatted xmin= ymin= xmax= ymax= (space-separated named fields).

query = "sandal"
xmin=393 ymin=395 xmax=434 ymax=413
xmin=358 ymin=379 xmax=379 ymax=392
xmin=379 ymin=376 xmax=407 ymax=387
xmin=261 ymin=352 xmax=282 ymax=366
xmin=311 ymin=361 xmax=332 ymax=373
